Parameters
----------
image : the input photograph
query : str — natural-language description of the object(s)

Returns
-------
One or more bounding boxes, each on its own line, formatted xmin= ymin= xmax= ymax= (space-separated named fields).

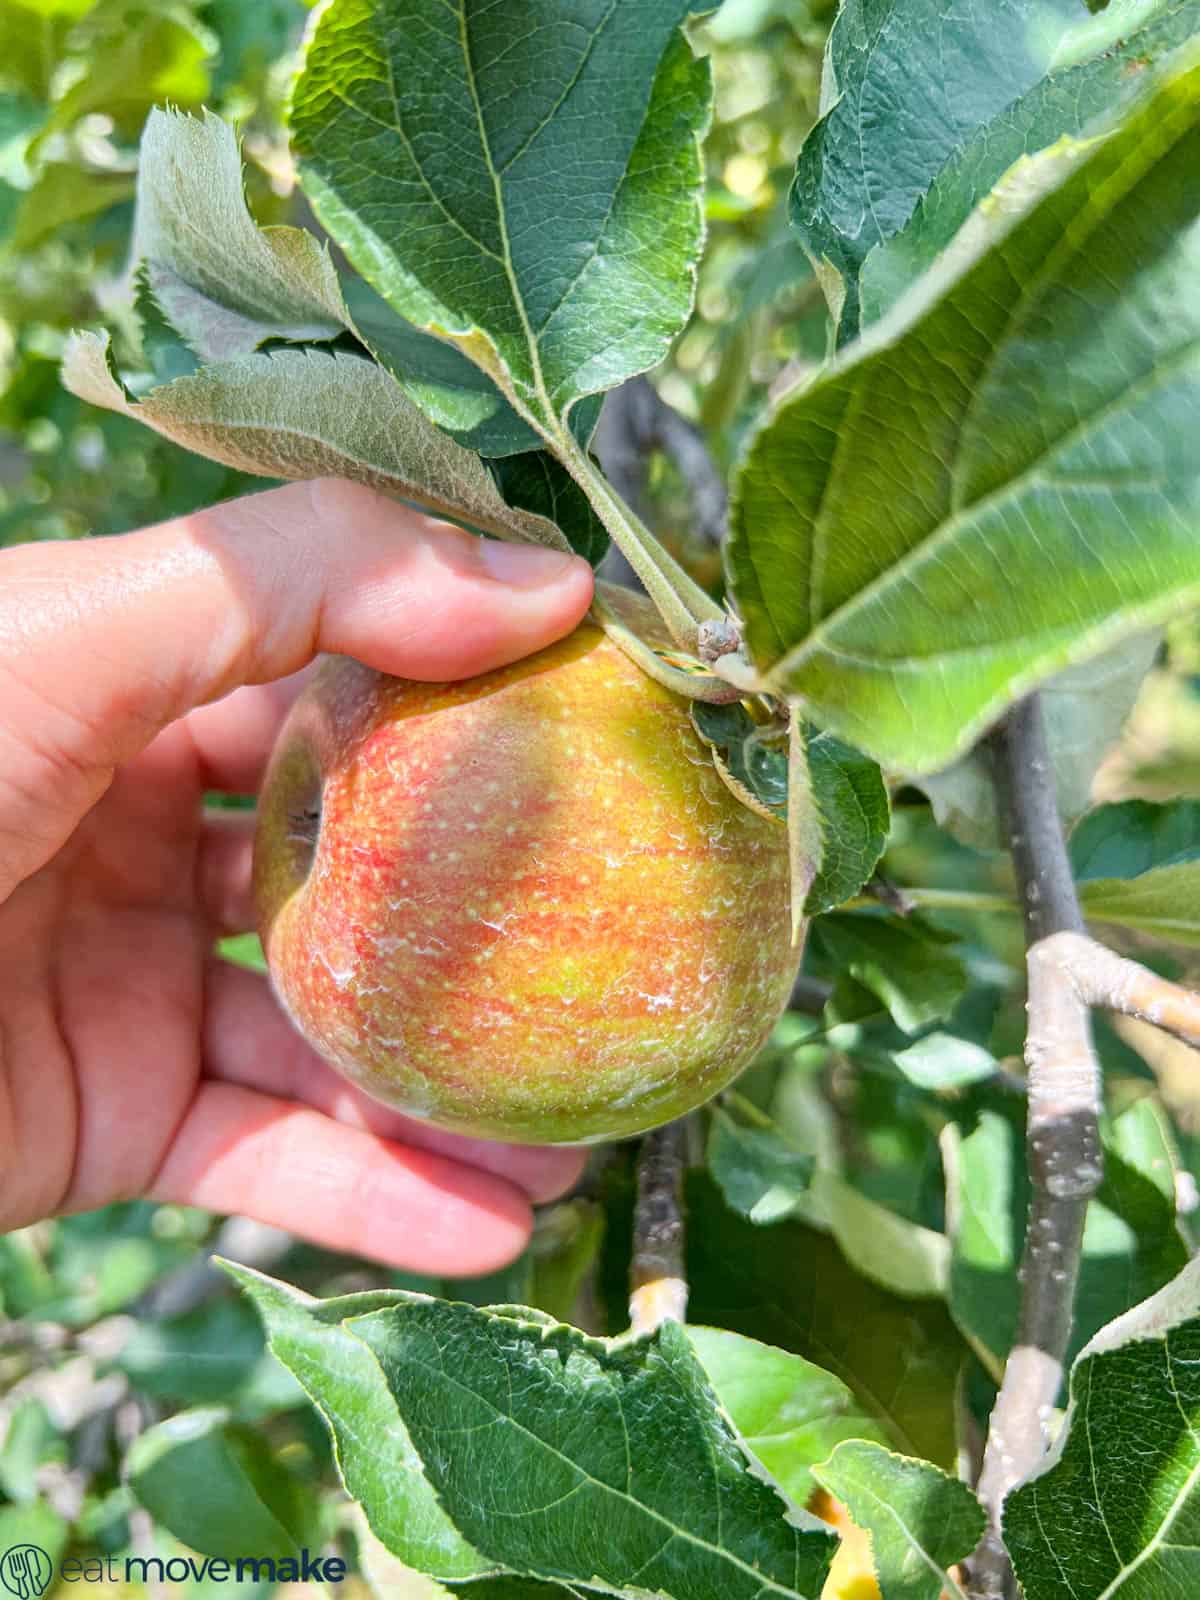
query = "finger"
xmin=0 ymin=479 xmax=593 ymax=899
xmin=204 ymin=959 xmax=587 ymax=1205
xmin=149 ymin=1081 xmax=533 ymax=1277
xmin=197 ymin=809 xmax=258 ymax=935
xmin=186 ymin=669 xmax=316 ymax=795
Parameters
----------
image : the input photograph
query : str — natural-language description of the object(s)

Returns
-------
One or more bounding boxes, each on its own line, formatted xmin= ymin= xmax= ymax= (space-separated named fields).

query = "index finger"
xmin=0 ymin=479 xmax=592 ymax=899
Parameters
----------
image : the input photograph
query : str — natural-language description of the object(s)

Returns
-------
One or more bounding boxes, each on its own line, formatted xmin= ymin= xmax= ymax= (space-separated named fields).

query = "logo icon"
xmin=0 ymin=1546 xmax=52 ymax=1600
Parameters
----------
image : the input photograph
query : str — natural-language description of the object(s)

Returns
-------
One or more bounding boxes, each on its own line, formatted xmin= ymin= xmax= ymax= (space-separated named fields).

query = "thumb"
xmin=0 ymin=478 xmax=593 ymax=901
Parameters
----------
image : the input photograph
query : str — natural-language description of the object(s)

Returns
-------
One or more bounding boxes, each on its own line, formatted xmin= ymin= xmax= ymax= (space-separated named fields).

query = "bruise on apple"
xmin=253 ymin=597 xmax=803 ymax=1144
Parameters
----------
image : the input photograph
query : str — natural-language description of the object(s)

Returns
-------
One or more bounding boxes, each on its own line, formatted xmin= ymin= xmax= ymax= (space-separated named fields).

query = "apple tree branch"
xmin=629 ymin=1119 xmax=689 ymax=1335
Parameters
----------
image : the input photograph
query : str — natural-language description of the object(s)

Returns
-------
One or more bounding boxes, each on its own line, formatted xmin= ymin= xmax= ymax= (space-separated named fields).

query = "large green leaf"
xmin=1005 ymin=1255 xmax=1200 ymax=1598
xmin=353 ymin=1302 xmax=836 ymax=1600
xmin=732 ymin=50 xmax=1200 ymax=773
xmin=235 ymin=1266 xmax=836 ymax=1599
xmin=290 ymin=0 xmax=710 ymax=434
xmin=225 ymin=1269 xmax=489 ymax=1581
xmin=790 ymin=0 xmax=1081 ymax=339
xmin=685 ymin=1176 xmax=966 ymax=1469
xmin=858 ymin=1 xmax=1200 ymax=326
xmin=687 ymin=1327 xmax=890 ymax=1511
xmin=61 ymin=336 xmax=568 ymax=549
xmin=913 ymin=634 xmax=1160 ymax=852
xmin=812 ymin=1442 xmax=983 ymax=1600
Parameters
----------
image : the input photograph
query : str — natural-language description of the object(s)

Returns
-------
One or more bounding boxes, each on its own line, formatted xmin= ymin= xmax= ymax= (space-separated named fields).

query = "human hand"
xmin=0 ymin=479 xmax=594 ymax=1275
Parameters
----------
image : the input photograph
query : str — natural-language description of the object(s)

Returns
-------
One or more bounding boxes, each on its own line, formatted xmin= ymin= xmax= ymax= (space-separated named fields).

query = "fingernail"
xmin=477 ymin=539 xmax=583 ymax=587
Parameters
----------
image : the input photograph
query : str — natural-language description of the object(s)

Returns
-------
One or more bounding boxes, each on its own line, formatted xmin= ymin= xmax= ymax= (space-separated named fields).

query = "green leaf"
xmin=115 ymin=1294 xmax=302 ymax=1415
xmin=1071 ymin=798 xmax=1200 ymax=880
xmin=528 ymin=1200 xmax=605 ymax=1326
xmin=126 ymin=1407 xmax=316 ymax=1561
xmin=61 ymin=337 xmax=569 ymax=549
xmin=806 ymin=1172 xmax=949 ymax=1302
xmin=1005 ymin=1254 xmax=1200 ymax=1598
xmin=134 ymin=108 xmax=347 ymax=361
xmin=1081 ymin=862 xmax=1200 ymax=946
xmin=860 ymin=1 xmax=1200 ymax=325
xmin=350 ymin=1299 xmax=836 ymax=1599
xmin=733 ymin=50 xmax=1200 ymax=773
xmin=810 ymin=916 xmax=968 ymax=1035
xmin=691 ymin=701 xmax=790 ymax=818
xmin=8 ymin=162 xmax=133 ymax=251
xmin=0 ymin=1399 xmax=66 ymax=1504
xmin=790 ymin=0 xmax=1082 ymax=339
xmin=0 ymin=1503 xmax=67 ymax=1577
xmin=340 ymin=274 xmax=544 ymax=457
xmin=290 ymin=0 xmax=711 ymax=434
xmin=1070 ymin=796 xmax=1200 ymax=944
xmin=889 ymin=1033 xmax=997 ymax=1093
xmin=812 ymin=1442 xmax=983 ymax=1600
xmin=804 ymin=730 xmax=890 ymax=915
xmin=707 ymin=1105 xmax=814 ymax=1225
xmin=39 ymin=2 xmax=213 ymax=141
xmin=914 ymin=634 xmax=1160 ymax=851
xmin=686 ymin=1175 xmax=966 ymax=1469
xmin=689 ymin=706 xmax=888 ymax=914
xmin=226 ymin=1267 xmax=489 ymax=1582
xmin=943 ymin=1099 xmax=1189 ymax=1376
xmin=688 ymin=1327 xmax=890 ymax=1511
xmin=216 ymin=933 xmax=267 ymax=975
xmin=489 ymin=450 xmax=609 ymax=568
xmin=0 ymin=0 xmax=94 ymax=100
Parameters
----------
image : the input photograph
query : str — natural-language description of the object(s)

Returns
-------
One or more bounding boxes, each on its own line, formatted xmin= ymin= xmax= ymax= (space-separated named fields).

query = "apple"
xmin=253 ymin=593 xmax=803 ymax=1143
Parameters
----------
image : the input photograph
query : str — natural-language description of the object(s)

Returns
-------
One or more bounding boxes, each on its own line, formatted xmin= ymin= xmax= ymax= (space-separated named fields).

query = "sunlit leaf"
xmin=734 ymin=52 xmax=1200 ymax=772
xmin=1006 ymin=1255 xmax=1200 ymax=1598
xmin=688 ymin=1327 xmax=889 ymax=1510
xmin=812 ymin=1441 xmax=983 ymax=1600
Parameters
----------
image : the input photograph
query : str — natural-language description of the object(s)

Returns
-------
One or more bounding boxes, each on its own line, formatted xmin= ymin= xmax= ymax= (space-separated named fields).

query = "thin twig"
xmin=971 ymin=696 xmax=1103 ymax=1598
xmin=629 ymin=1120 xmax=689 ymax=1335
xmin=789 ymin=973 xmax=833 ymax=1016
xmin=1040 ymin=930 xmax=1200 ymax=1048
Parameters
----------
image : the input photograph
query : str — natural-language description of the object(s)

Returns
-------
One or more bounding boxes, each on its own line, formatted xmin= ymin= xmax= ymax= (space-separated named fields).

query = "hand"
xmin=0 ymin=479 xmax=594 ymax=1275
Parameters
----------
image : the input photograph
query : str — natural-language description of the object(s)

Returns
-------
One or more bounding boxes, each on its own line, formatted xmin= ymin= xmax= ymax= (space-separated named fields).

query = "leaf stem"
xmin=629 ymin=1120 xmax=689 ymax=1336
xmin=555 ymin=427 xmax=724 ymax=652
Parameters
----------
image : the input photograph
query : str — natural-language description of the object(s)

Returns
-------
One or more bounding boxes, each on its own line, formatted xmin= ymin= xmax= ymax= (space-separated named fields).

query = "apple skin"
xmin=253 ymin=598 xmax=803 ymax=1144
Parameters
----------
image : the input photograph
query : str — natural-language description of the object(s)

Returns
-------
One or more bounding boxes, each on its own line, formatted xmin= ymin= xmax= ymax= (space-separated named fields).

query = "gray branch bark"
xmin=594 ymin=377 xmax=728 ymax=590
xmin=971 ymin=696 xmax=1103 ymax=1598
xmin=629 ymin=1119 xmax=689 ymax=1335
